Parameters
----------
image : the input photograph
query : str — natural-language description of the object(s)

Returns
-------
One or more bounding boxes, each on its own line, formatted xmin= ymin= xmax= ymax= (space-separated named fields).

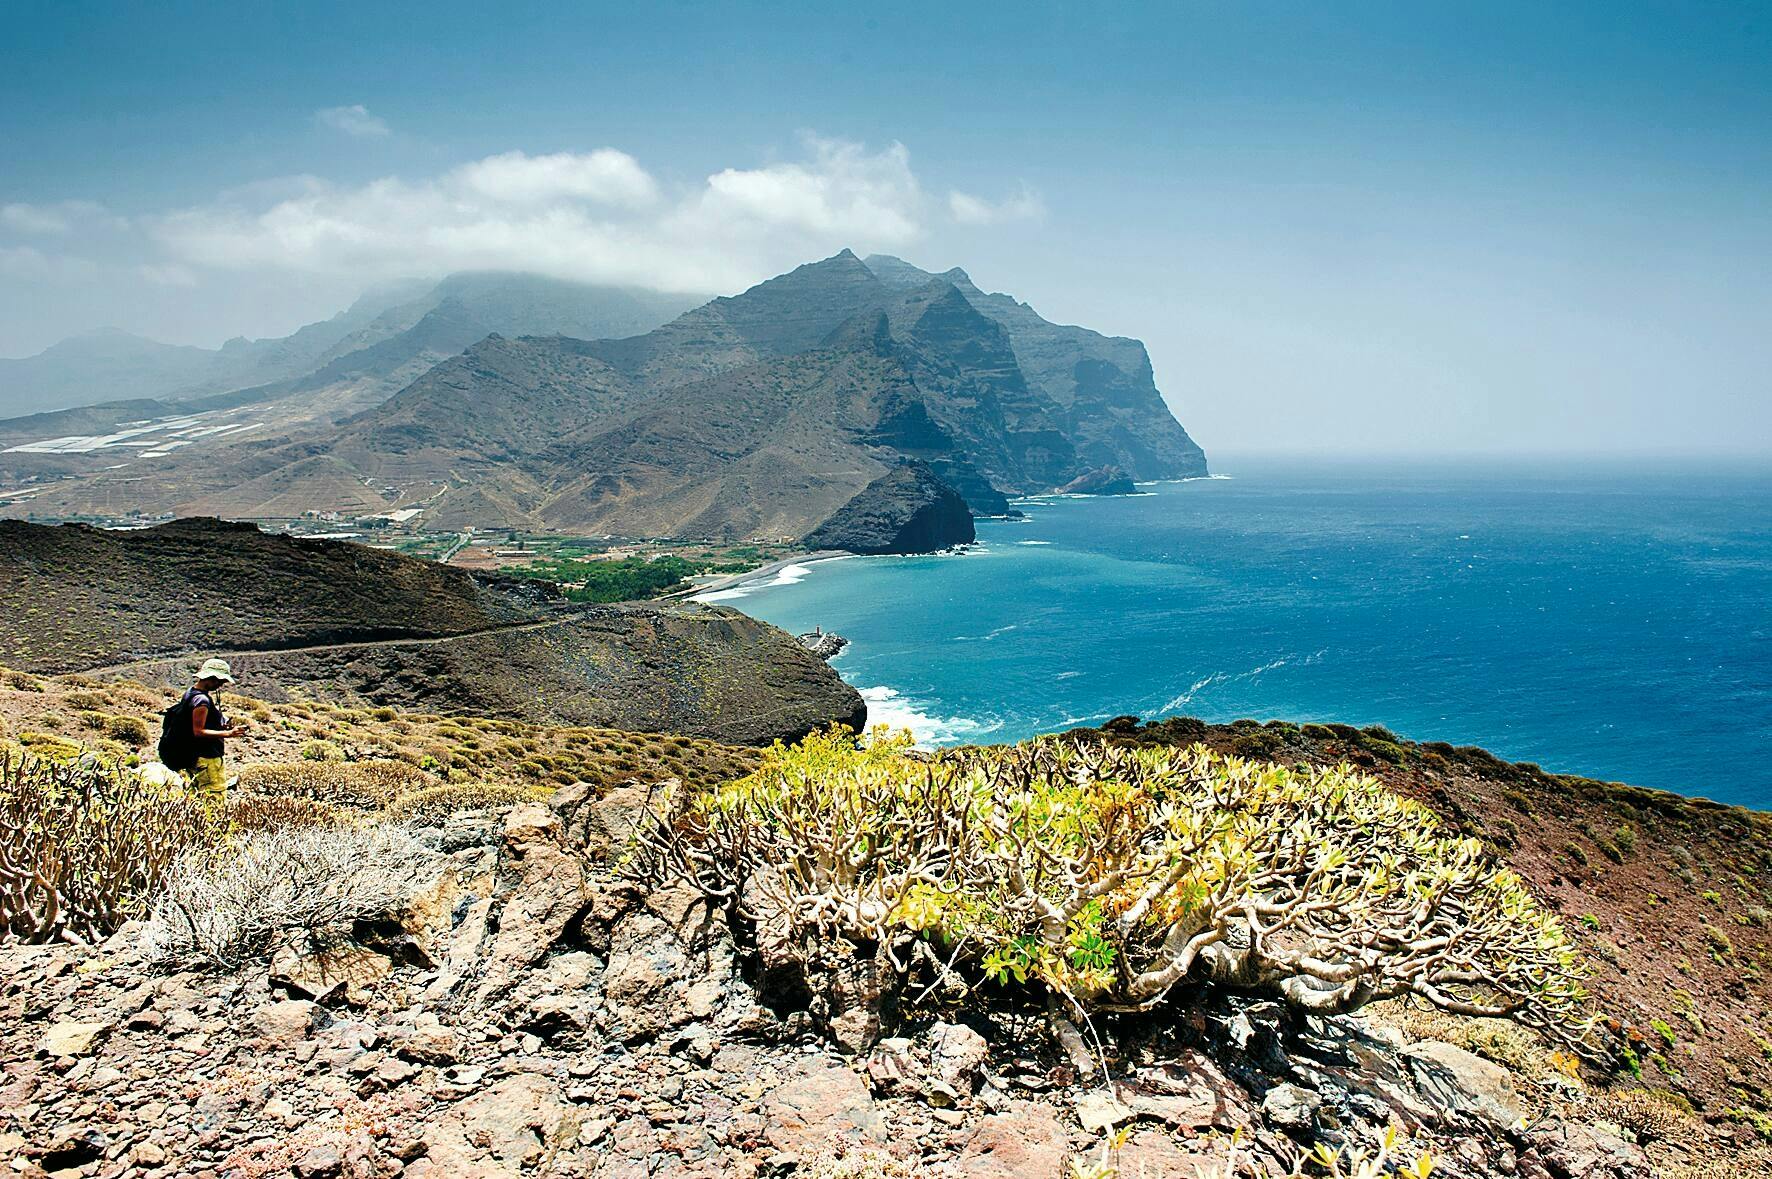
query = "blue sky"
xmin=2 ymin=1 xmax=1767 ymax=454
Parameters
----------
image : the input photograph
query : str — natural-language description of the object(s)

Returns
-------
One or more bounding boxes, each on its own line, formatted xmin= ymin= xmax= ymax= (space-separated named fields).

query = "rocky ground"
xmin=4 ymin=778 xmax=1751 ymax=1179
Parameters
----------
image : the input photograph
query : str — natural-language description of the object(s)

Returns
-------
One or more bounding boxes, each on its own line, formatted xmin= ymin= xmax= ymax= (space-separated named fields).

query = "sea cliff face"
xmin=801 ymin=460 xmax=976 ymax=555
xmin=1057 ymin=464 xmax=1138 ymax=495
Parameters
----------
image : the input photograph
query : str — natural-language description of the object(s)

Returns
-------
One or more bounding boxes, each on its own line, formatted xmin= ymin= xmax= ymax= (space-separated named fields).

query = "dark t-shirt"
xmin=185 ymin=688 xmax=228 ymax=760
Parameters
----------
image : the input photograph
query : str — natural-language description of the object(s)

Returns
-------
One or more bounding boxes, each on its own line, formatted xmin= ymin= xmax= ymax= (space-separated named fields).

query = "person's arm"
xmin=191 ymin=700 xmax=247 ymax=740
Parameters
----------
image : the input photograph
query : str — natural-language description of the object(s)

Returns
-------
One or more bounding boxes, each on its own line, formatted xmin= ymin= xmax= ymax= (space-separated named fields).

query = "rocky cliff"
xmin=1057 ymin=465 xmax=1138 ymax=495
xmin=800 ymin=461 xmax=976 ymax=555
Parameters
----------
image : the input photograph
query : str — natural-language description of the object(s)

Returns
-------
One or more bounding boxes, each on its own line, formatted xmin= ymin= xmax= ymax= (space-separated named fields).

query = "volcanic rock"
xmin=802 ymin=460 xmax=975 ymax=554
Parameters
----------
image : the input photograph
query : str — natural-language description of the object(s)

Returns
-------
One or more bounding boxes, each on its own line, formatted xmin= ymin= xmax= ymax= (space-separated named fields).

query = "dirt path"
xmin=69 ymin=612 xmax=597 ymax=679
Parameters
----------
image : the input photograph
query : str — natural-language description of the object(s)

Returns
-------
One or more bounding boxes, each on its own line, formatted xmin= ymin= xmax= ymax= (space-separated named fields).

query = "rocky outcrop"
xmin=802 ymin=460 xmax=975 ymax=555
xmin=796 ymin=627 xmax=849 ymax=660
xmin=1057 ymin=465 xmax=1137 ymax=495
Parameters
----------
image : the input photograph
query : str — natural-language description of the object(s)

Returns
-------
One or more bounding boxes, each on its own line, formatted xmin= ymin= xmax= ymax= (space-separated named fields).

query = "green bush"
xmin=638 ymin=730 xmax=1595 ymax=1050
xmin=383 ymin=780 xmax=547 ymax=822
xmin=104 ymin=714 xmax=151 ymax=747
xmin=237 ymin=759 xmax=435 ymax=808
xmin=299 ymin=739 xmax=344 ymax=762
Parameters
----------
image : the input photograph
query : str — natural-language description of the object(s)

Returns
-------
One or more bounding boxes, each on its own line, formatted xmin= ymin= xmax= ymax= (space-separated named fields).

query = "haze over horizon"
xmin=2 ymin=1 xmax=1767 ymax=456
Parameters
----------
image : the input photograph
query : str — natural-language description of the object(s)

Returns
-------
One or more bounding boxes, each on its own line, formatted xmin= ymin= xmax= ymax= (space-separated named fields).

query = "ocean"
xmin=701 ymin=456 xmax=1772 ymax=810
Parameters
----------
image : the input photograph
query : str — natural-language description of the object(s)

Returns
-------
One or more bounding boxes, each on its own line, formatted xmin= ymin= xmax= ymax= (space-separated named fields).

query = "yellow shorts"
xmin=189 ymin=757 xmax=227 ymax=812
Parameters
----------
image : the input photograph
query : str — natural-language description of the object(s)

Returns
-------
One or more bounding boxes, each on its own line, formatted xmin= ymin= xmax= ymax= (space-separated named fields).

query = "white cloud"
xmin=696 ymin=137 xmax=922 ymax=240
xmin=0 ymin=134 xmax=1051 ymax=353
xmin=452 ymin=149 xmax=657 ymax=207
xmin=315 ymin=104 xmax=391 ymax=139
xmin=146 ymin=136 xmax=929 ymax=294
xmin=1 ymin=200 xmax=121 ymax=235
xmin=948 ymin=184 xmax=1045 ymax=226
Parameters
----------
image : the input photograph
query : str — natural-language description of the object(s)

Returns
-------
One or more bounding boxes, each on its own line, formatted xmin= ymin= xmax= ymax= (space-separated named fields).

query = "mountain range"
xmin=0 ymin=252 xmax=1206 ymax=553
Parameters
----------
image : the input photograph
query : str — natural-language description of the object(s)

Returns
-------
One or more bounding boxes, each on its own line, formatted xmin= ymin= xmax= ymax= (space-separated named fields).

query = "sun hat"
xmin=197 ymin=657 xmax=235 ymax=683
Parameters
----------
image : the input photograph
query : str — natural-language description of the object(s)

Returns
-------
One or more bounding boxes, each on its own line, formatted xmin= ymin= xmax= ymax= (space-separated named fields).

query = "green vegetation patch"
xmin=502 ymin=554 xmax=718 ymax=602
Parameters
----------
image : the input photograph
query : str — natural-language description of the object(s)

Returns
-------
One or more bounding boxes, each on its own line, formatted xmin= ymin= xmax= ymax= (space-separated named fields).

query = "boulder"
xmin=1261 ymin=1082 xmax=1322 ymax=1132
xmin=1525 ymin=1120 xmax=1649 ymax=1178
xmin=270 ymin=942 xmax=394 ymax=1005
xmin=37 ymin=1020 xmax=108 ymax=1058
xmin=471 ymin=805 xmax=588 ymax=1002
xmin=762 ymin=1060 xmax=887 ymax=1154
xmin=1402 ymin=1041 xmax=1525 ymax=1130
xmin=387 ymin=1013 xmax=460 ymax=1064
xmin=551 ymin=780 xmax=656 ymax=858
xmin=1120 ymin=1052 xmax=1252 ymax=1131
xmin=928 ymin=1022 xmax=989 ymax=1092
xmin=1113 ymin=1130 xmax=1227 ymax=1178
xmin=1075 ymin=1088 xmax=1135 ymax=1133
xmin=251 ymin=999 xmax=318 ymax=1046
xmin=955 ymin=1103 xmax=1070 ymax=1178
xmin=601 ymin=912 xmax=699 ymax=1042
xmin=423 ymin=1074 xmax=578 ymax=1174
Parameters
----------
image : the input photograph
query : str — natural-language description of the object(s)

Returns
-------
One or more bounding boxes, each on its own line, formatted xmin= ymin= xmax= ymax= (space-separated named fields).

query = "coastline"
xmin=680 ymin=474 xmax=1772 ymax=806
xmin=675 ymin=549 xmax=851 ymax=602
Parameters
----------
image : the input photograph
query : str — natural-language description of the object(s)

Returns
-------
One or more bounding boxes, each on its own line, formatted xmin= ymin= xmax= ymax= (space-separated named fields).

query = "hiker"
xmin=157 ymin=657 xmax=249 ymax=812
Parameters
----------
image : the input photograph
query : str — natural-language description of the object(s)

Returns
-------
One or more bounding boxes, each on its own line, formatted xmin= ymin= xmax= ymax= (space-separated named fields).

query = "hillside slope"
xmin=0 ymin=518 xmax=862 ymax=742
xmin=0 ymin=274 xmax=701 ymax=426
xmin=0 ymin=681 xmax=1761 ymax=1177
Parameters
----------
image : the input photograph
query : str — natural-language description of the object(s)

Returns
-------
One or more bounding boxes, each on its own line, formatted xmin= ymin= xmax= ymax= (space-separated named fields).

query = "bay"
xmin=703 ymin=456 xmax=1772 ymax=809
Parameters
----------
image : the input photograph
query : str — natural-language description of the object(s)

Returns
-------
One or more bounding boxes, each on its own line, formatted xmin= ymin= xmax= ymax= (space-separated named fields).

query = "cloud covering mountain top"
xmin=0 ymin=135 xmax=1039 ymax=358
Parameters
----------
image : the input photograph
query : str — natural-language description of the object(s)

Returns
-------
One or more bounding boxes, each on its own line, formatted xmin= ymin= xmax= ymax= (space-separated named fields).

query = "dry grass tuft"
xmin=141 ymin=823 xmax=435 ymax=969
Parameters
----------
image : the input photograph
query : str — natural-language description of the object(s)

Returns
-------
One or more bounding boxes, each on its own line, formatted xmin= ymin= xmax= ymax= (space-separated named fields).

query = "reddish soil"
xmin=1085 ymin=715 xmax=1772 ymax=1129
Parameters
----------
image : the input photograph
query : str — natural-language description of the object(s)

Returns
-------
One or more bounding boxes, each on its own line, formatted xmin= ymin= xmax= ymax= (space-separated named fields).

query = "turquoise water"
xmin=703 ymin=457 xmax=1772 ymax=809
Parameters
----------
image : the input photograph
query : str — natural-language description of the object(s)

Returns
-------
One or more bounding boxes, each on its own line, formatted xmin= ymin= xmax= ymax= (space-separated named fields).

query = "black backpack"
xmin=158 ymin=692 xmax=199 ymax=771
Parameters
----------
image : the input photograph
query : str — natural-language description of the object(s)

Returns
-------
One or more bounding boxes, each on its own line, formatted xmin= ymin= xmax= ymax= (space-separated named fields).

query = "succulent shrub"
xmin=0 ymin=750 xmax=220 ymax=941
xmin=299 ymin=739 xmax=345 ymax=762
xmin=637 ymin=729 xmax=1596 ymax=1051
xmin=104 ymin=714 xmax=152 ymax=747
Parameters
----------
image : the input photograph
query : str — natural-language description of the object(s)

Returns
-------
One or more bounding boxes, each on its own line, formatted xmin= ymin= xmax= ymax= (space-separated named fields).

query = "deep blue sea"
xmin=703 ymin=457 xmax=1772 ymax=809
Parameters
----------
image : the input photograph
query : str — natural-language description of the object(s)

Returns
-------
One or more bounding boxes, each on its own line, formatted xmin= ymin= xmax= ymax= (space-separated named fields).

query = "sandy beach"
xmin=667 ymin=549 xmax=849 ymax=601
